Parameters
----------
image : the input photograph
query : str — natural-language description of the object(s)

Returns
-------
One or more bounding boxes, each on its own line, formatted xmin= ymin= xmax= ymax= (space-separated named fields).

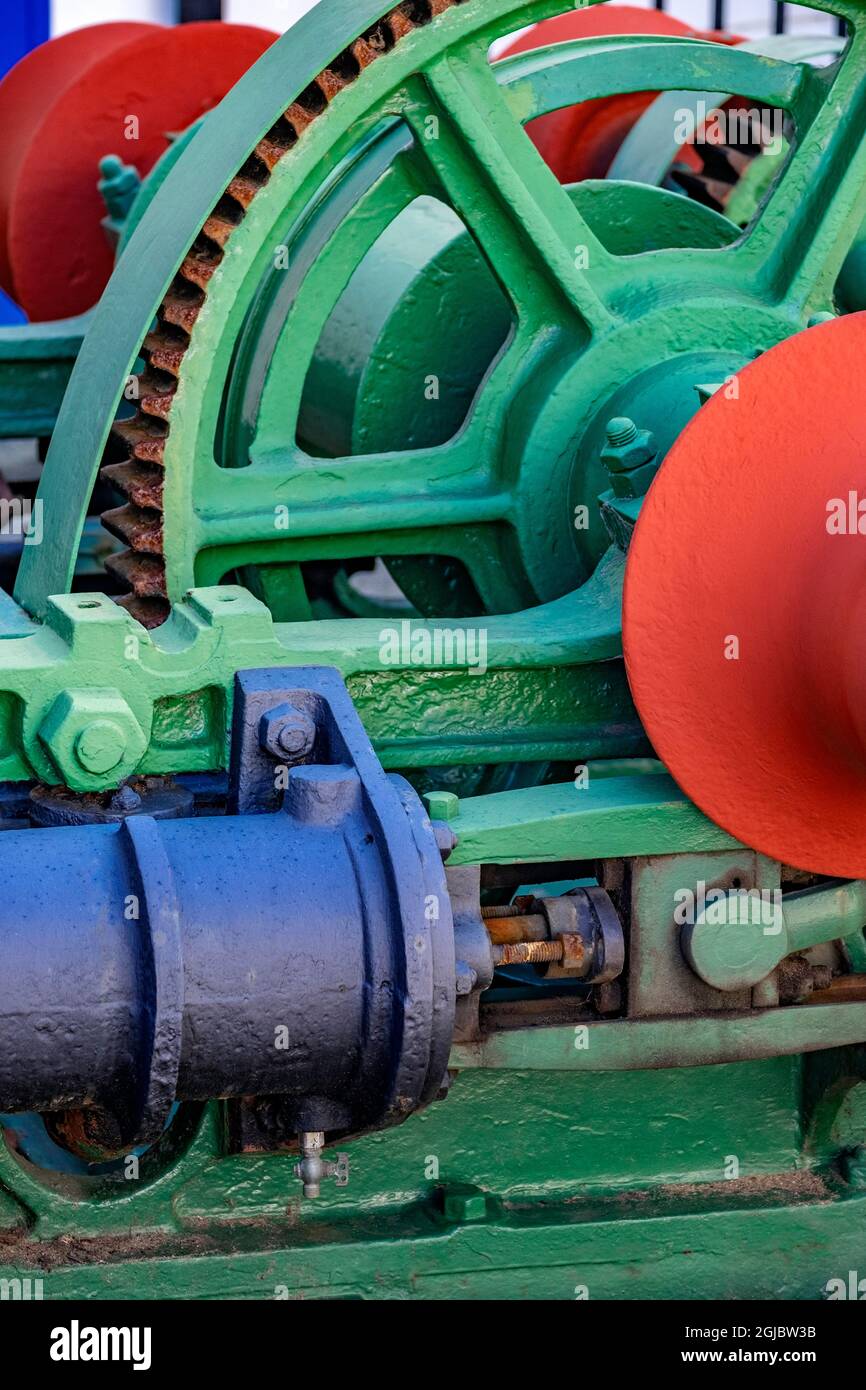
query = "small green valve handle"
xmin=681 ymin=880 xmax=866 ymax=991
xmin=98 ymin=154 xmax=141 ymax=228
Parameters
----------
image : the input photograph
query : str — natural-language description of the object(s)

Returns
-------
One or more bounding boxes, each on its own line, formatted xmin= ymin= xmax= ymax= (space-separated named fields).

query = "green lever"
xmin=682 ymin=880 xmax=866 ymax=992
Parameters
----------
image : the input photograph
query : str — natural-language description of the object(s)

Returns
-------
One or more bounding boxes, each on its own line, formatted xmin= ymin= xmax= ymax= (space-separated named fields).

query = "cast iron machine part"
xmin=0 ymin=667 xmax=459 ymax=1175
xmin=2 ymin=0 xmax=866 ymax=1296
xmin=0 ymin=664 xmax=625 ymax=1190
xmin=0 ymin=21 xmax=278 ymax=323
xmin=17 ymin=0 xmax=860 ymax=633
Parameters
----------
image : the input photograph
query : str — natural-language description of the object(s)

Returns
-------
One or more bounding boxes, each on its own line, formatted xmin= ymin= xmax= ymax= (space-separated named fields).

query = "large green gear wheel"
xmin=15 ymin=0 xmax=866 ymax=636
xmin=299 ymin=177 xmax=739 ymax=616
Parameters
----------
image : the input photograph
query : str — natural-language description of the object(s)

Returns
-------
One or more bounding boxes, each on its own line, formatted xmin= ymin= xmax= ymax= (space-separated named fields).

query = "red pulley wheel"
xmin=0 ymin=22 xmax=152 ymax=304
xmin=623 ymin=313 xmax=866 ymax=878
xmin=0 ymin=21 xmax=276 ymax=321
xmin=498 ymin=6 xmax=721 ymax=183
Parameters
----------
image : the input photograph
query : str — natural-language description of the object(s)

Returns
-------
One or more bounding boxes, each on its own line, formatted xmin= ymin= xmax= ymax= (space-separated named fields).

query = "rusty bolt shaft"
xmin=492 ymin=939 xmax=564 ymax=966
xmin=484 ymin=911 xmax=549 ymax=946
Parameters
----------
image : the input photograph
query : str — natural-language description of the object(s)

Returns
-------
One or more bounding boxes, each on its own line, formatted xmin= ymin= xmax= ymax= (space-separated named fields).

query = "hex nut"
xmin=258 ymin=703 xmax=317 ymax=762
xmin=38 ymin=689 xmax=148 ymax=790
xmin=601 ymin=424 xmax=658 ymax=475
xmin=557 ymin=931 xmax=588 ymax=972
xmin=424 ymin=790 xmax=460 ymax=822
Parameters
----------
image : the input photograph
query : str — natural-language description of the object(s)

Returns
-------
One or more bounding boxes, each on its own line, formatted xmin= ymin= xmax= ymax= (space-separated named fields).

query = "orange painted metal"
xmin=623 ymin=313 xmax=866 ymax=878
xmin=498 ymin=6 xmax=734 ymax=182
xmin=0 ymin=21 xmax=152 ymax=306
xmin=0 ymin=21 xmax=276 ymax=321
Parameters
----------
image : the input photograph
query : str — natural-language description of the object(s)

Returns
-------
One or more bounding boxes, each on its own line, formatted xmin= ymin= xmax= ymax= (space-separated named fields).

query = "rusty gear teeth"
xmin=101 ymin=460 xmax=164 ymax=511
xmin=99 ymin=0 xmax=468 ymax=627
xmin=111 ymin=416 xmax=167 ymax=466
xmin=135 ymin=370 xmax=177 ymax=420
xmin=105 ymin=548 xmax=166 ymax=597
xmin=142 ymin=328 xmax=188 ymax=376
xmin=670 ymin=113 xmax=774 ymax=215
xmin=101 ymin=503 xmax=164 ymax=554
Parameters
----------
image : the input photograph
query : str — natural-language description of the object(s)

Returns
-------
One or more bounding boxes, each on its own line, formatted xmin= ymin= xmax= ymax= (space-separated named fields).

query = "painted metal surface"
xmin=609 ymin=32 xmax=845 ymax=187
xmin=624 ymin=312 xmax=866 ymax=878
xmin=1 ymin=0 xmax=865 ymax=1301
xmin=0 ymin=666 xmax=457 ymax=1153
xmin=0 ymin=312 xmax=89 ymax=437
xmin=0 ymin=21 xmax=276 ymax=321
xmin=498 ymin=4 xmax=726 ymax=183
xmin=0 ymin=556 xmax=642 ymax=789
xmin=12 ymin=0 xmax=849 ymax=620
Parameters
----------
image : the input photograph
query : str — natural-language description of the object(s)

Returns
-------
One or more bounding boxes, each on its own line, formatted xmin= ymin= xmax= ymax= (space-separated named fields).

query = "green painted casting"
xmin=2 ymin=0 xmax=866 ymax=1301
xmin=3 ymin=1047 xmax=866 ymax=1297
xmin=0 ymin=551 xmax=642 ymax=787
xmin=0 ymin=314 xmax=89 ymax=440
xmin=685 ymin=880 xmax=866 ymax=991
xmin=2 ymin=0 xmax=864 ymax=790
xmin=15 ymin=0 xmax=866 ymax=620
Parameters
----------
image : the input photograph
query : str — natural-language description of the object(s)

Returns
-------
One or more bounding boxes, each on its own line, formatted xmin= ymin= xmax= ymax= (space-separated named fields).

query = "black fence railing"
xmin=179 ymin=0 xmax=223 ymax=20
xmin=649 ymin=0 xmax=846 ymax=36
xmin=177 ymin=1 xmax=849 ymax=39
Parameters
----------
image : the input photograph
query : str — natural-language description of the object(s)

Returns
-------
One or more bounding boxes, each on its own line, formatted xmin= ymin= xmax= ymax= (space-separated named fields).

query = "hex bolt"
xmin=276 ymin=719 xmax=314 ymax=758
xmin=605 ymin=417 xmax=639 ymax=449
xmin=110 ymin=783 xmax=143 ymax=815
xmin=487 ymin=890 xmax=624 ymax=981
xmin=432 ymin=821 xmax=458 ymax=860
xmin=258 ymin=704 xmax=317 ymax=763
xmin=98 ymin=154 xmax=142 ymax=224
xmin=37 ymin=689 xmax=148 ymax=791
xmin=424 ymin=791 xmax=460 ymax=859
xmin=424 ymin=790 xmax=460 ymax=822
xmin=601 ymin=416 xmax=660 ymax=500
xmin=441 ymin=1186 xmax=488 ymax=1224
xmin=75 ymin=719 xmax=128 ymax=775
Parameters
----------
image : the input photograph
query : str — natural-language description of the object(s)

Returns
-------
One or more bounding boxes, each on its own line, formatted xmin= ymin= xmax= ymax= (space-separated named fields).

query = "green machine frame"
xmin=2 ymin=0 xmax=866 ymax=1298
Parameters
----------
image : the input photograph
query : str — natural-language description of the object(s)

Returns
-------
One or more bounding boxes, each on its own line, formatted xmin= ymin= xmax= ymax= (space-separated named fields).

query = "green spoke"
xmin=738 ymin=35 xmax=866 ymax=312
xmin=401 ymin=47 xmax=617 ymax=337
xmin=199 ymin=440 xmax=510 ymax=552
xmin=245 ymin=135 xmax=421 ymax=461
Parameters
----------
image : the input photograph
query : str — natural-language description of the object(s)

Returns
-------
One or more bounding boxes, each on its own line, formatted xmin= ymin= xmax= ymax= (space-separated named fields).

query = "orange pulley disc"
xmin=623 ymin=313 xmax=866 ymax=878
xmin=0 ymin=21 xmax=152 ymax=305
xmin=0 ymin=21 xmax=276 ymax=321
xmin=498 ymin=6 xmax=724 ymax=182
